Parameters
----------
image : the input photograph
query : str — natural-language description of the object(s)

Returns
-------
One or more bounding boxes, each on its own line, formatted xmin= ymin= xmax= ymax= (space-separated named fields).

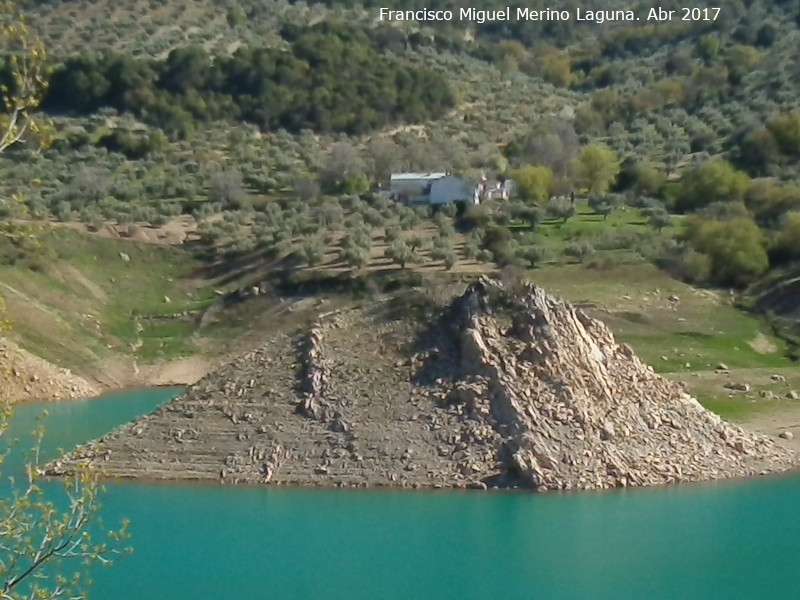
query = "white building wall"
xmin=429 ymin=176 xmax=478 ymax=206
xmin=389 ymin=173 xmax=447 ymax=199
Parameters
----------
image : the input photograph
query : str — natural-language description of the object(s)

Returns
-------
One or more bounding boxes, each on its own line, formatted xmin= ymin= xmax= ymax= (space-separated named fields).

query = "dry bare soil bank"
xmin=0 ymin=339 xmax=97 ymax=404
xmin=48 ymin=278 xmax=797 ymax=491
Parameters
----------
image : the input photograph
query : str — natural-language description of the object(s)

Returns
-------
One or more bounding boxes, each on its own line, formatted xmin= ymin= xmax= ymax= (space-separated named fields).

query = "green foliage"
xmin=630 ymin=163 xmax=666 ymax=199
xmin=648 ymin=209 xmax=673 ymax=232
xmin=527 ymin=44 xmax=574 ymax=87
xmin=768 ymin=112 xmax=800 ymax=158
xmin=42 ymin=25 xmax=455 ymax=136
xmin=384 ymin=225 xmax=401 ymax=243
xmin=588 ymin=194 xmax=622 ymax=220
xmin=339 ymin=245 xmax=369 ymax=270
xmin=208 ymin=171 xmax=244 ymax=209
xmin=407 ymin=235 xmax=424 ymax=251
xmin=430 ymin=236 xmax=456 ymax=269
xmin=511 ymin=165 xmax=553 ymax=204
xmin=0 ymin=413 xmax=131 ymax=599
xmin=516 ymin=204 xmax=544 ymax=231
xmin=745 ymin=180 xmax=800 ymax=226
xmin=735 ymin=127 xmax=780 ymax=176
xmin=675 ymin=160 xmax=750 ymax=213
xmin=687 ymin=217 xmax=769 ymax=286
xmin=774 ymin=212 xmax=800 ymax=260
xmin=563 ymin=240 xmax=595 ymax=262
xmin=725 ymin=45 xmax=763 ymax=81
xmin=516 ymin=244 xmax=546 ymax=268
xmin=571 ymin=144 xmax=620 ymax=197
xmin=546 ymin=198 xmax=576 ymax=223
xmin=434 ymin=213 xmax=455 ymax=237
xmin=341 ymin=225 xmax=372 ymax=252
xmin=384 ymin=239 xmax=416 ymax=269
xmin=676 ymin=247 xmax=713 ymax=284
xmin=298 ymin=237 xmax=326 ymax=267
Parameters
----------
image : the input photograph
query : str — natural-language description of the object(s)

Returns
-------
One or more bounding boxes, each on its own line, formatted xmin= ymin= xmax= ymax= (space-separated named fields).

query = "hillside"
xmin=0 ymin=0 xmax=797 ymax=421
xmin=46 ymin=277 xmax=796 ymax=489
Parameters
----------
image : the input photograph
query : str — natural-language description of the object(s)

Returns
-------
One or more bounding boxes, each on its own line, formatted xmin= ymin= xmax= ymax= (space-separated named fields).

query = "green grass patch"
xmin=136 ymin=320 xmax=198 ymax=362
xmin=0 ymin=227 xmax=217 ymax=369
xmin=696 ymin=394 xmax=794 ymax=422
xmin=529 ymin=262 xmax=795 ymax=373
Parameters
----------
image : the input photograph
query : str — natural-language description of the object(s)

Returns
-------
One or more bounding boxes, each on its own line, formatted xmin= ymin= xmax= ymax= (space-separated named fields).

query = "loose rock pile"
xmin=46 ymin=278 xmax=797 ymax=490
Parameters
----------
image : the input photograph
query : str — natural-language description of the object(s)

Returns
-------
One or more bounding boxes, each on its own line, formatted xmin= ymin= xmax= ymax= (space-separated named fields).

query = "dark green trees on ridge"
xmin=41 ymin=26 xmax=455 ymax=138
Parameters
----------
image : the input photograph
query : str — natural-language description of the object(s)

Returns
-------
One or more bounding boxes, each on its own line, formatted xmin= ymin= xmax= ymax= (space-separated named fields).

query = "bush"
xmin=385 ymin=240 xmax=417 ymax=269
xmin=564 ymin=241 xmax=595 ymax=262
xmin=462 ymin=203 xmax=491 ymax=229
xmin=546 ymin=198 xmax=576 ymax=223
xmin=674 ymin=160 xmax=749 ymax=213
xmin=585 ymin=255 xmax=619 ymax=271
xmin=339 ymin=246 xmax=370 ymax=270
xmin=676 ymin=248 xmax=713 ymax=283
xmin=688 ymin=217 xmax=768 ymax=286
xmin=588 ymin=194 xmax=623 ymax=220
xmin=384 ymin=225 xmax=401 ymax=243
xmin=482 ymin=225 xmax=513 ymax=255
xmin=647 ymin=209 xmax=673 ymax=232
xmin=299 ymin=237 xmax=326 ymax=267
xmin=516 ymin=244 xmax=547 ymax=268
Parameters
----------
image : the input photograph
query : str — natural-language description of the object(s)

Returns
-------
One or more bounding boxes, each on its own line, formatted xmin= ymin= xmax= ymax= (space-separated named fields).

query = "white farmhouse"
xmin=389 ymin=172 xmax=447 ymax=200
xmin=388 ymin=172 xmax=480 ymax=206
xmin=429 ymin=176 xmax=480 ymax=206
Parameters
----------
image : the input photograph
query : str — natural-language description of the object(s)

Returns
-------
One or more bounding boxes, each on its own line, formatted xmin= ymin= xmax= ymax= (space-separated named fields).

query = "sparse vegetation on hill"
xmin=0 ymin=0 xmax=798 ymax=422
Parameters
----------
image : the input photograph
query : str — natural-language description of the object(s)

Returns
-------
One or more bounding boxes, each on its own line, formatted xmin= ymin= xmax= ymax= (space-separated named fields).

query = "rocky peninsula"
xmin=46 ymin=278 xmax=797 ymax=490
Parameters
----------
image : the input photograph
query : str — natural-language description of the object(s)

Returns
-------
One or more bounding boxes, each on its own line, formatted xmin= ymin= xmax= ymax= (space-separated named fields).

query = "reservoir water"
xmin=4 ymin=389 xmax=800 ymax=600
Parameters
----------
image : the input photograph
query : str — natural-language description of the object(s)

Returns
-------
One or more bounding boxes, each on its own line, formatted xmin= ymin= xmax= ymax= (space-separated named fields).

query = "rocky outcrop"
xmin=45 ymin=279 xmax=797 ymax=490
xmin=1 ymin=338 xmax=97 ymax=404
xmin=430 ymin=279 xmax=794 ymax=490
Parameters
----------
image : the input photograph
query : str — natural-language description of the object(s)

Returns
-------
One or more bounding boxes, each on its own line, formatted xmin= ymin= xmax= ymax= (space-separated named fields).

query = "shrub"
xmin=674 ymin=160 xmax=749 ymax=212
xmin=547 ymin=198 xmax=576 ymax=223
xmin=647 ymin=209 xmax=673 ymax=232
xmin=384 ymin=225 xmax=401 ymax=243
xmin=688 ymin=217 xmax=768 ymax=286
xmin=676 ymin=248 xmax=713 ymax=283
xmin=385 ymin=240 xmax=416 ymax=269
xmin=516 ymin=244 xmax=547 ymax=268
xmin=299 ymin=237 xmax=326 ymax=267
xmin=339 ymin=246 xmax=370 ymax=270
xmin=564 ymin=241 xmax=595 ymax=262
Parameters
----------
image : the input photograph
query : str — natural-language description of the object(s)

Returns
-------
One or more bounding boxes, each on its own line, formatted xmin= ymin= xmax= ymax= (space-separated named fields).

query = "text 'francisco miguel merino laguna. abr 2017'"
xmin=378 ymin=7 xmax=721 ymax=23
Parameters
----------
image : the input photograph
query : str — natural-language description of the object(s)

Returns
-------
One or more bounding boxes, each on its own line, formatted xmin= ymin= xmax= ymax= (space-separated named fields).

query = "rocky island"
xmin=46 ymin=278 xmax=798 ymax=491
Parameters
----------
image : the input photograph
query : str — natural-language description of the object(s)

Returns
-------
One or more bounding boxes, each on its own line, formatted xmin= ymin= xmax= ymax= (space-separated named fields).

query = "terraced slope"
xmin=47 ymin=279 xmax=797 ymax=491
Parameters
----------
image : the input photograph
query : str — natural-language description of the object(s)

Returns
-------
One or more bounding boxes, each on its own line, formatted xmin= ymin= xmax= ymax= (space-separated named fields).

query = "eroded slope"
xmin=47 ymin=279 xmax=797 ymax=490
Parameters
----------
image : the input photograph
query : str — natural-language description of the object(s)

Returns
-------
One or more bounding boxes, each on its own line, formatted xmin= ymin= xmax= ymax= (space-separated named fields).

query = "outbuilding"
xmin=428 ymin=176 xmax=479 ymax=206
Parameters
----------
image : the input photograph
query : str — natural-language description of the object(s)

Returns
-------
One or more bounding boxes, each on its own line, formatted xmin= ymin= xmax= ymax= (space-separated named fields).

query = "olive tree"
xmin=384 ymin=240 xmax=417 ymax=269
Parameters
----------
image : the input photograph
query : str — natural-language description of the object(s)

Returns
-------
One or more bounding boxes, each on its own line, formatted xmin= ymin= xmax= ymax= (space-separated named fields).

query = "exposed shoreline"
xmin=45 ymin=279 xmax=799 ymax=492
xmin=89 ymin=460 xmax=800 ymax=493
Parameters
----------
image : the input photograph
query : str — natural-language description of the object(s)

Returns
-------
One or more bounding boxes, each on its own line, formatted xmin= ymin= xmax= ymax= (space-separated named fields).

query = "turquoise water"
xmin=4 ymin=389 xmax=800 ymax=600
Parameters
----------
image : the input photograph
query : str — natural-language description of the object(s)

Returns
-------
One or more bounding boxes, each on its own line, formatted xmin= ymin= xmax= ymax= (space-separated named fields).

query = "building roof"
xmin=390 ymin=172 xmax=447 ymax=181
